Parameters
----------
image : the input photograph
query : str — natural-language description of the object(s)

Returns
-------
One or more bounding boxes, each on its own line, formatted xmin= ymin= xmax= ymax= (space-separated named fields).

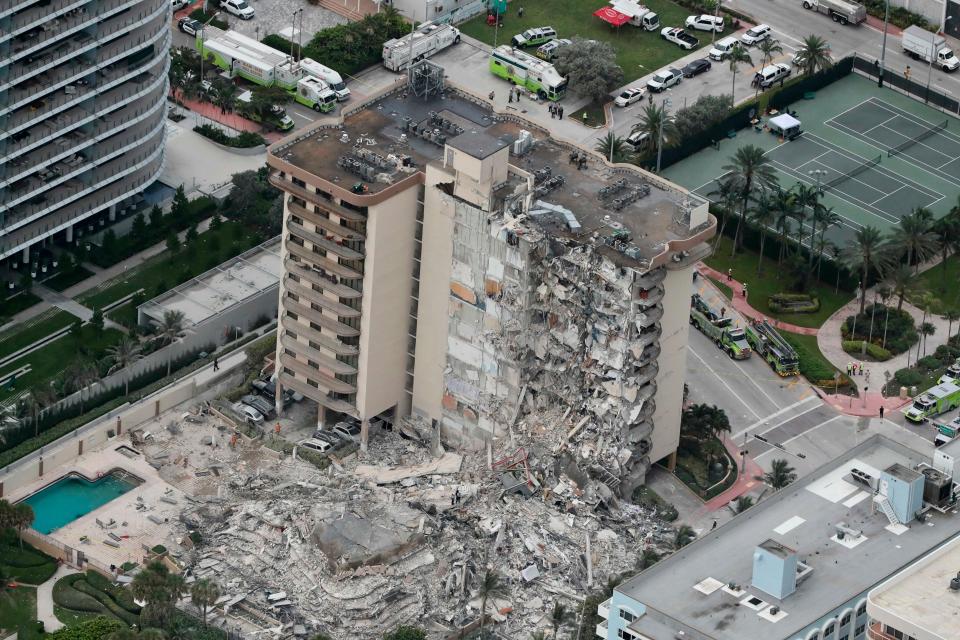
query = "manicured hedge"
xmin=842 ymin=340 xmax=892 ymax=361
xmin=769 ymin=293 xmax=820 ymax=314
xmin=47 ymin=616 xmax=124 ymax=640
xmin=53 ymin=572 xmax=141 ymax=626
xmin=194 ymin=124 xmax=265 ymax=148
xmin=842 ymin=305 xmax=917 ymax=355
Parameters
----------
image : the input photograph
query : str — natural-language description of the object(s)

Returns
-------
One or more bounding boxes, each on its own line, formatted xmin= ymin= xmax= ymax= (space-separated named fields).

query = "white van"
xmin=754 ymin=63 xmax=791 ymax=88
xmin=709 ymin=36 xmax=740 ymax=61
xmin=299 ymin=58 xmax=351 ymax=101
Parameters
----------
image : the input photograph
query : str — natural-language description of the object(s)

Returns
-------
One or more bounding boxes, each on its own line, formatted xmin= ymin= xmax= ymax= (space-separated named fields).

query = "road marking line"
xmin=755 ymin=404 xmax=827 ymax=438
xmin=732 ymin=358 xmax=782 ymax=410
xmin=754 ymin=415 xmax=843 ymax=458
xmin=730 ymin=395 xmax=821 ymax=440
xmin=290 ymin=112 xmax=315 ymax=122
xmin=687 ymin=346 xmax=763 ymax=420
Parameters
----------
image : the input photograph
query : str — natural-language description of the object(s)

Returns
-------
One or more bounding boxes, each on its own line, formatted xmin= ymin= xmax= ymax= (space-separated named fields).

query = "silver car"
xmin=298 ymin=439 xmax=333 ymax=454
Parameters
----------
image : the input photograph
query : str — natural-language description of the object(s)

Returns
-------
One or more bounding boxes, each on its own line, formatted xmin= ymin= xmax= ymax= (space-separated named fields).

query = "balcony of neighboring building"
xmin=283 ymin=277 xmax=361 ymax=318
xmin=284 ymin=239 xmax=363 ymax=280
xmin=279 ymin=353 xmax=356 ymax=395
xmin=270 ymin=172 xmax=367 ymax=222
xmin=280 ymin=334 xmax=357 ymax=376
xmin=287 ymin=220 xmax=364 ymax=261
xmin=284 ymin=258 xmax=362 ymax=299
xmin=598 ymin=599 xmax=610 ymax=619
xmin=1 ymin=0 xmax=144 ymax=50
xmin=866 ymin=623 xmax=916 ymax=640
xmin=277 ymin=372 xmax=359 ymax=418
xmin=282 ymin=317 xmax=359 ymax=357
xmin=0 ymin=74 xmax=164 ymax=163
xmin=0 ymin=152 xmax=163 ymax=259
xmin=595 ymin=621 xmax=607 ymax=638
xmin=0 ymin=86 xmax=164 ymax=186
xmin=282 ymin=298 xmax=360 ymax=338
xmin=0 ymin=0 xmax=33 ymax=21
xmin=287 ymin=199 xmax=365 ymax=241
xmin=1 ymin=7 xmax=168 ymax=95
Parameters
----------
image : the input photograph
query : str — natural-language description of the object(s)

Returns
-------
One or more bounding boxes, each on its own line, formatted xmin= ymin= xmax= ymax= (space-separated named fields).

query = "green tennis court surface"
xmin=663 ymin=74 xmax=960 ymax=247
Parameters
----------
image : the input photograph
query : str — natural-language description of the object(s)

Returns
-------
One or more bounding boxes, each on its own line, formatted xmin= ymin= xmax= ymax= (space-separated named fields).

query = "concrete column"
xmin=65 ymin=224 xmax=74 ymax=243
xmin=21 ymin=246 xmax=29 ymax=263
xmin=316 ymin=404 xmax=326 ymax=430
xmin=39 ymin=456 xmax=44 ymax=477
xmin=276 ymin=379 xmax=285 ymax=418
xmin=666 ymin=450 xmax=677 ymax=473
xmin=79 ymin=440 xmax=83 ymax=456
xmin=108 ymin=204 xmax=117 ymax=222
xmin=360 ymin=418 xmax=370 ymax=453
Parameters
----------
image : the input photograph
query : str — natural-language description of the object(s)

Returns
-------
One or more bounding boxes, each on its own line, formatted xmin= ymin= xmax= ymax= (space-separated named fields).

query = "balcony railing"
xmin=278 ymin=353 xmax=356 ymax=395
xmin=282 ymin=298 xmax=360 ymax=338
xmin=277 ymin=372 xmax=359 ymax=418
xmin=4 ymin=0 xmax=146 ymax=50
xmin=284 ymin=239 xmax=363 ymax=280
xmin=284 ymin=277 xmax=361 ymax=318
xmin=270 ymin=173 xmax=367 ymax=222
xmin=598 ymin=599 xmax=610 ymax=620
xmin=288 ymin=199 xmax=366 ymax=241
xmin=284 ymin=258 xmax=362 ymax=299
xmin=288 ymin=221 xmax=364 ymax=261
xmin=280 ymin=334 xmax=357 ymax=376
xmin=281 ymin=314 xmax=359 ymax=357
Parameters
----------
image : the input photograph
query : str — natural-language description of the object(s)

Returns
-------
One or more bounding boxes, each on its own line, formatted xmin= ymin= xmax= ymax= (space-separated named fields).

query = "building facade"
xmin=266 ymin=70 xmax=713 ymax=490
xmin=0 ymin=0 xmax=169 ymax=265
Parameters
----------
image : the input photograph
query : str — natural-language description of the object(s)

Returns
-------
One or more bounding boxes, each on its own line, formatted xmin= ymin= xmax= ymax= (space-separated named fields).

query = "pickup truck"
xmin=660 ymin=27 xmax=699 ymax=50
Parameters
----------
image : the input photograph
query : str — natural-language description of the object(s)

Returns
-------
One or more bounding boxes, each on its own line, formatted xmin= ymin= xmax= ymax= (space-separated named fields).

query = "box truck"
xmin=298 ymin=58 xmax=351 ymax=101
xmin=382 ymin=22 xmax=461 ymax=72
xmin=901 ymin=25 xmax=960 ymax=72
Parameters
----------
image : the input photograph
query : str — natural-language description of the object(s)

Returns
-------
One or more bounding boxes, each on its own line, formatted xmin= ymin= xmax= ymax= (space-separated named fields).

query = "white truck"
xmin=801 ymin=0 xmax=866 ymax=26
xmin=298 ymin=58 xmax=351 ymax=100
xmin=293 ymin=76 xmax=338 ymax=113
xmin=609 ymin=0 xmax=660 ymax=30
xmin=660 ymin=27 xmax=699 ymax=50
xmin=382 ymin=22 xmax=461 ymax=72
xmin=902 ymin=25 xmax=960 ymax=72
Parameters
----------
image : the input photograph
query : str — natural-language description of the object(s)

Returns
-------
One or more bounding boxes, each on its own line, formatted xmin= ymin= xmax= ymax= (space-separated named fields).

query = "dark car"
xmin=682 ymin=58 xmax=712 ymax=78
xmin=178 ymin=17 xmax=202 ymax=36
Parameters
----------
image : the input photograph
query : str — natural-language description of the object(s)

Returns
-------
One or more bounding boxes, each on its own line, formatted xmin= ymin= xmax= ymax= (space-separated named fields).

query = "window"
xmin=619 ymin=609 xmax=636 ymax=623
xmin=840 ymin=613 xmax=851 ymax=626
xmin=617 ymin=629 xmax=638 ymax=640
xmin=824 ymin=622 xmax=834 ymax=636
xmin=854 ymin=624 xmax=865 ymax=637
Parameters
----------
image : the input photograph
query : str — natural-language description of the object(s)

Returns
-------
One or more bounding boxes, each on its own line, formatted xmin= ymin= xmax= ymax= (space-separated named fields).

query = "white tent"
xmin=768 ymin=113 xmax=801 ymax=138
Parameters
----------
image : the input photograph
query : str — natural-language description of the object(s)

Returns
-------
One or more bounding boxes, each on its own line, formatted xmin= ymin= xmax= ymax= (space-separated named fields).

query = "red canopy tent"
xmin=593 ymin=6 xmax=631 ymax=27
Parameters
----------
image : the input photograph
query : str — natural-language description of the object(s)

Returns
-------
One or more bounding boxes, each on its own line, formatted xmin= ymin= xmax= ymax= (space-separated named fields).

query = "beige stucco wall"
xmin=355 ymin=187 xmax=419 ymax=420
xmin=650 ymin=266 xmax=694 ymax=464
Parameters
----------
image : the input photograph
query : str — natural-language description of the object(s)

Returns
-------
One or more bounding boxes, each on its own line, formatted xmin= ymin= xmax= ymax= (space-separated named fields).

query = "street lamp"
xmin=808 ymin=168 xmax=827 ymax=195
xmin=655 ymin=97 xmax=671 ymax=173
xmin=926 ymin=17 xmax=952 ymax=103
xmin=879 ymin=0 xmax=889 ymax=87
xmin=712 ymin=0 xmax=721 ymax=45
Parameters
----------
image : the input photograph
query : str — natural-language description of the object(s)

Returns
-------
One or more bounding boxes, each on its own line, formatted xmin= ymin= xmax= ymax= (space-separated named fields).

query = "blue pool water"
xmin=22 ymin=472 xmax=140 ymax=534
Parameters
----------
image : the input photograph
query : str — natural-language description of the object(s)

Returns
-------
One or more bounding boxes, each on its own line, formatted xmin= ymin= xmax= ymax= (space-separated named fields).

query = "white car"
xmin=220 ymin=0 xmax=254 ymax=19
xmin=741 ymin=23 xmax=772 ymax=46
xmin=298 ymin=439 xmax=333 ymax=454
xmin=333 ymin=421 xmax=362 ymax=442
xmin=233 ymin=402 xmax=263 ymax=424
xmin=614 ymin=86 xmax=645 ymax=107
xmin=646 ymin=68 xmax=683 ymax=92
xmin=172 ymin=0 xmax=190 ymax=9
xmin=685 ymin=14 xmax=724 ymax=33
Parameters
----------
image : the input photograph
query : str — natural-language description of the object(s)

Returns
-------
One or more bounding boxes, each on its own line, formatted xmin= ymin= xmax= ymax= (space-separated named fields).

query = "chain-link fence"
xmin=852 ymin=53 xmax=960 ymax=117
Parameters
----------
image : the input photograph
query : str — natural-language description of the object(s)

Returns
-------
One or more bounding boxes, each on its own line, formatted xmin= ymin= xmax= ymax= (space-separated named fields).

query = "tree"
xmin=674 ymin=524 xmax=695 ymax=548
xmin=549 ymin=601 xmax=573 ymax=638
xmin=106 ymin=338 xmax=143 ymax=396
xmin=185 ymin=223 xmax=199 ymax=245
xmin=554 ymin=38 xmax=623 ymax=104
xmin=771 ymin=188 xmax=796 ymax=266
xmin=721 ymin=145 xmax=778 ymax=255
xmin=673 ymin=94 xmax=733 ymax=141
xmin=709 ymin=178 xmax=739 ymax=251
xmin=888 ymin=208 xmax=940 ymax=273
xmin=755 ymin=38 xmax=784 ymax=98
xmin=90 ymin=308 xmax=104 ymax=334
xmin=632 ymin=102 xmax=678 ymax=159
xmin=131 ymin=213 xmax=147 ymax=241
xmin=209 ymin=211 xmax=222 ymax=230
xmin=796 ymin=34 xmax=833 ymax=76
xmin=813 ymin=206 xmax=841 ymax=279
xmin=382 ymin=627 xmax=427 ymax=640
xmin=765 ymin=459 xmax=797 ymax=490
xmin=107 ymin=630 xmax=140 ymax=640
xmin=166 ymin=233 xmax=181 ymax=255
xmin=749 ymin=191 xmax=777 ymax=274
xmin=594 ymin=132 xmax=633 ymax=163
xmin=842 ymin=225 xmax=888 ymax=314
xmin=932 ymin=209 xmax=960 ymax=286
xmin=149 ymin=204 xmax=164 ymax=231
xmin=734 ymin=496 xmax=754 ymax=513
xmin=477 ymin=569 xmax=507 ymax=639
xmin=101 ymin=229 xmax=118 ymax=262
xmin=885 ymin=264 xmax=912 ymax=311
xmin=138 ymin=630 xmax=167 ymax=640
xmin=172 ymin=185 xmax=188 ymax=217
xmin=11 ymin=502 xmax=34 ymax=549
xmin=0 ymin=499 xmax=13 ymax=531
xmin=191 ymin=579 xmax=220 ymax=626
xmin=681 ymin=404 xmax=730 ymax=442
xmin=637 ymin=549 xmax=661 ymax=570
xmin=727 ymin=45 xmax=753 ymax=105
xmin=229 ymin=170 xmax=266 ymax=215
xmin=920 ymin=321 xmax=936 ymax=357
xmin=944 ymin=310 xmax=960 ymax=341
xmin=66 ymin=358 xmax=99 ymax=414
xmin=131 ymin=561 xmax=185 ymax=629
xmin=155 ymin=310 xmax=186 ymax=347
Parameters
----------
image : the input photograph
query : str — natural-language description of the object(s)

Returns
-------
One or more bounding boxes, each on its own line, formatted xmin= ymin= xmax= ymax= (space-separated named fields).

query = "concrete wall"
xmin=891 ymin=0 xmax=945 ymax=25
xmin=355 ymin=186 xmax=419 ymax=420
xmin=650 ymin=266 xmax=693 ymax=465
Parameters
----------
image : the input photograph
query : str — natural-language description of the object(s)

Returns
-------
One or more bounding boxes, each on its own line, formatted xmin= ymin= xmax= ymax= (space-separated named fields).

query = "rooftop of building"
xmin=137 ymin=237 xmax=281 ymax=327
xmin=868 ymin=534 xmax=960 ymax=640
xmin=617 ymin=435 xmax=960 ymax=640
xmin=268 ymin=79 xmax=712 ymax=270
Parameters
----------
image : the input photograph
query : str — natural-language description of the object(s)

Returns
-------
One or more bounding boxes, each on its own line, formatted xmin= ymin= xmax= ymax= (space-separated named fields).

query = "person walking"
xmin=879 ymin=405 xmax=885 ymax=420
xmin=846 ymin=362 xmax=852 ymax=376
xmin=904 ymin=65 xmax=912 ymax=82
xmin=727 ymin=268 xmax=733 ymax=281
xmin=518 ymin=5 xmax=524 ymax=17
xmin=558 ymin=105 xmax=564 ymax=118
xmin=213 ymin=357 xmax=219 ymax=371
xmin=742 ymin=282 xmax=748 ymax=298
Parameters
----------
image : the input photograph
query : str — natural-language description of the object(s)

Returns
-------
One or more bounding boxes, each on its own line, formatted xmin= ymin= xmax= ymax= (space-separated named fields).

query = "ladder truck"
xmin=689 ymin=294 xmax=752 ymax=360
xmin=745 ymin=320 xmax=800 ymax=376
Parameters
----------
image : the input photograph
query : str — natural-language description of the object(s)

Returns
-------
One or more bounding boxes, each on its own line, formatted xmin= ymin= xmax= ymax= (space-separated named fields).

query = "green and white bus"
xmin=489 ymin=45 xmax=567 ymax=101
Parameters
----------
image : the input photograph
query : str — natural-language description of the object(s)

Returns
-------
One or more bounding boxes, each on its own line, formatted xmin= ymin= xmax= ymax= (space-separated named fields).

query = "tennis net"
xmin=823 ymin=154 xmax=882 ymax=191
xmin=888 ymin=119 xmax=948 ymax=157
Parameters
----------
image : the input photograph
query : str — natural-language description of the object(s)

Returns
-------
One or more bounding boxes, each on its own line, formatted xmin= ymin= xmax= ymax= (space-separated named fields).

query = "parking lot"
xmin=223 ymin=0 xmax=346 ymax=42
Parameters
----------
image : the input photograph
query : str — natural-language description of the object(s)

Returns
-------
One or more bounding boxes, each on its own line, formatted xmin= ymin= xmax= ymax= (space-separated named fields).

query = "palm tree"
xmin=771 ymin=188 xmax=796 ymax=265
xmin=842 ymin=225 xmax=887 ymax=314
xmin=878 ymin=284 xmax=893 ymax=349
xmin=26 ymin=385 xmax=57 ymax=437
xmin=549 ymin=602 xmax=574 ymax=638
xmin=632 ymin=103 xmax=678 ymax=157
xmin=886 ymin=264 xmax=912 ymax=311
xmin=734 ymin=496 xmax=754 ymax=513
xmin=796 ymin=35 xmax=833 ymax=75
xmin=11 ymin=503 xmax=34 ymax=549
xmin=728 ymin=45 xmax=753 ymax=105
xmin=749 ymin=191 xmax=777 ymax=274
xmin=708 ymin=178 xmax=739 ymax=251
xmin=721 ymin=145 xmax=779 ymax=256
xmin=791 ymin=183 xmax=821 ymax=259
xmin=66 ymin=358 xmax=99 ymax=414
xmin=755 ymin=38 xmax=784 ymax=98
xmin=106 ymin=338 xmax=143 ymax=396
xmin=765 ymin=459 xmax=797 ymax=490
xmin=191 ymin=579 xmax=220 ymax=626
xmin=637 ymin=549 xmax=661 ymax=570
xmin=813 ymin=206 xmax=841 ymax=279
xmin=932 ymin=209 xmax=960 ymax=287
xmin=594 ymin=132 xmax=633 ymax=163
xmin=914 ymin=292 xmax=938 ymax=362
xmin=920 ymin=322 xmax=936 ymax=357
xmin=944 ymin=310 xmax=960 ymax=341
xmin=674 ymin=525 xmax=696 ymax=548
xmin=132 ymin=561 xmax=185 ymax=629
xmin=888 ymin=208 xmax=940 ymax=273
xmin=154 ymin=310 xmax=186 ymax=347
xmin=477 ymin=569 xmax=507 ymax=639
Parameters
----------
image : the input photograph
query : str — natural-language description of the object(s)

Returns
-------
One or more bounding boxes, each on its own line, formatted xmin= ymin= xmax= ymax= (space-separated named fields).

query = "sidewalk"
xmin=36 ymin=565 xmax=78 ymax=632
xmin=696 ymin=264 xmax=818 ymax=336
xmin=694 ymin=432 xmax=765 ymax=515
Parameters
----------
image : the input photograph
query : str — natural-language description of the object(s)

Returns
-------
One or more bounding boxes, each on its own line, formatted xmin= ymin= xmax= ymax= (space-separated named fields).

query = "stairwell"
xmin=874 ymin=494 xmax=900 ymax=526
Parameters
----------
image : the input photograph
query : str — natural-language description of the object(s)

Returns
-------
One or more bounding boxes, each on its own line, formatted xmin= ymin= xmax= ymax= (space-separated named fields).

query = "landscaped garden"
xmin=673 ymin=403 xmax=738 ymax=499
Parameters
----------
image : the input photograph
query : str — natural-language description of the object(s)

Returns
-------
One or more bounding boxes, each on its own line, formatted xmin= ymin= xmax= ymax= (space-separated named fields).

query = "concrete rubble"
xmin=142 ymin=408 xmax=681 ymax=639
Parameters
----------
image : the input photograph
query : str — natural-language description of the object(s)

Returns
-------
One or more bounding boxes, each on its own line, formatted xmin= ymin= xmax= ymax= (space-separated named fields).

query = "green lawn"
xmin=905 ymin=255 xmax=960 ymax=316
xmin=706 ymin=276 xmax=733 ymax=300
xmin=705 ymin=236 xmax=852 ymax=328
xmin=0 ymin=586 xmax=40 ymax=639
xmin=106 ymin=302 xmax=139 ymax=329
xmin=41 ymin=266 xmax=94 ymax=293
xmin=459 ymin=0 xmax=734 ymax=84
xmin=1 ymin=291 xmax=41 ymax=323
xmin=0 ymin=309 xmax=78 ymax=363
xmin=781 ymin=331 xmax=847 ymax=388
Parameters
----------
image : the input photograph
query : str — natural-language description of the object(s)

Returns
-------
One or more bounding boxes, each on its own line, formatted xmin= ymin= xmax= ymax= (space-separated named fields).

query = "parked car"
xmin=614 ymin=86 xmax=646 ymax=107
xmin=511 ymin=26 xmax=557 ymax=47
xmin=709 ymin=36 xmax=741 ymax=61
xmin=241 ymin=394 xmax=273 ymax=419
xmin=233 ymin=402 xmax=264 ymax=424
xmin=298 ymin=439 xmax=333 ymax=454
xmin=178 ymin=17 xmax=202 ymax=36
xmin=311 ymin=430 xmax=348 ymax=447
xmin=754 ymin=62 xmax=791 ymax=88
xmin=252 ymin=378 xmax=295 ymax=407
xmin=333 ymin=421 xmax=362 ymax=442
xmin=646 ymin=68 xmax=683 ymax=92
xmin=535 ymin=38 xmax=571 ymax=61
xmin=741 ymin=23 xmax=772 ymax=46
xmin=626 ymin=130 xmax=651 ymax=150
xmin=685 ymin=14 xmax=724 ymax=32
xmin=220 ymin=0 xmax=254 ymax=19
xmin=682 ymin=58 xmax=712 ymax=77
xmin=172 ymin=0 xmax=190 ymax=10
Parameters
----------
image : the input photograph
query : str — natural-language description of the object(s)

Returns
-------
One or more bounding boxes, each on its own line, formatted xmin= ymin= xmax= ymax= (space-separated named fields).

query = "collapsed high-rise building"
xmin=266 ymin=65 xmax=715 ymax=493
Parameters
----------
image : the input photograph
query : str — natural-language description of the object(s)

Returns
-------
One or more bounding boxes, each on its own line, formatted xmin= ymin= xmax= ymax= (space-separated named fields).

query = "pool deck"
xmin=9 ymin=444 xmax=185 ymax=571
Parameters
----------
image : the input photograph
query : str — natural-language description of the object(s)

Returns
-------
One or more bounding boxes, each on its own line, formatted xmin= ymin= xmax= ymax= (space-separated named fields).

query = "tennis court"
xmin=826 ymin=97 xmax=960 ymax=187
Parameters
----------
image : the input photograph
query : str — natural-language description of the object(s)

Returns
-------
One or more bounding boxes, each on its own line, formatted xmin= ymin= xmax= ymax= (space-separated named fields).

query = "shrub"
xmin=861 ymin=0 xmax=936 ymax=30
xmin=47 ymin=616 xmax=124 ymax=640
xmin=73 ymin=580 xmax=140 ymax=625
xmin=894 ymin=368 xmax=924 ymax=387
xmin=843 ymin=305 xmax=917 ymax=355
xmin=842 ymin=340 xmax=892 ymax=361
xmin=918 ymin=356 xmax=943 ymax=371
xmin=935 ymin=344 xmax=960 ymax=363
xmin=768 ymin=293 xmax=820 ymax=314
xmin=188 ymin=8 xmax=227 ymax=30
xmin=194 ymin=124 xmax=265 ymax=148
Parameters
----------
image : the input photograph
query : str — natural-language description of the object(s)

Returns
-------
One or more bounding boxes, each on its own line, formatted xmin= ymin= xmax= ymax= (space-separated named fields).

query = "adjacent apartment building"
xmin=0 ymin=0 xmax=169 ymax=265
xmin=265 ymin=66 xmax=714 ymax=492
xmin=599 ymin=435 xmax=960 ymax=640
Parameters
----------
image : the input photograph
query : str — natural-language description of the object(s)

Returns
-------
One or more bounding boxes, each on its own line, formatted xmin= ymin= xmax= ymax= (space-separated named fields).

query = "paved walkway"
xmin=36 ymin=565 xmax=78 ymax=633
xmin=697 ymin=264 xmax=818 ymax=336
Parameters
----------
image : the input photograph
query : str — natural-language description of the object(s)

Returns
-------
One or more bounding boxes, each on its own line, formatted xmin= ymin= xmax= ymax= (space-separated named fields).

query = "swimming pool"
xmin=21 ymin=471 xmax=142 ymax=534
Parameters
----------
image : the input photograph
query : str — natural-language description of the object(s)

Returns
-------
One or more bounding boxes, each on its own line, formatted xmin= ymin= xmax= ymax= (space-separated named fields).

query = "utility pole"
xmin=655 ymin=97 xmax=671 ymax=173
xmin=879 ymin=0 xmax=889 ymax=87
xmin=712 ymin=0 xmax=721 ymax=44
